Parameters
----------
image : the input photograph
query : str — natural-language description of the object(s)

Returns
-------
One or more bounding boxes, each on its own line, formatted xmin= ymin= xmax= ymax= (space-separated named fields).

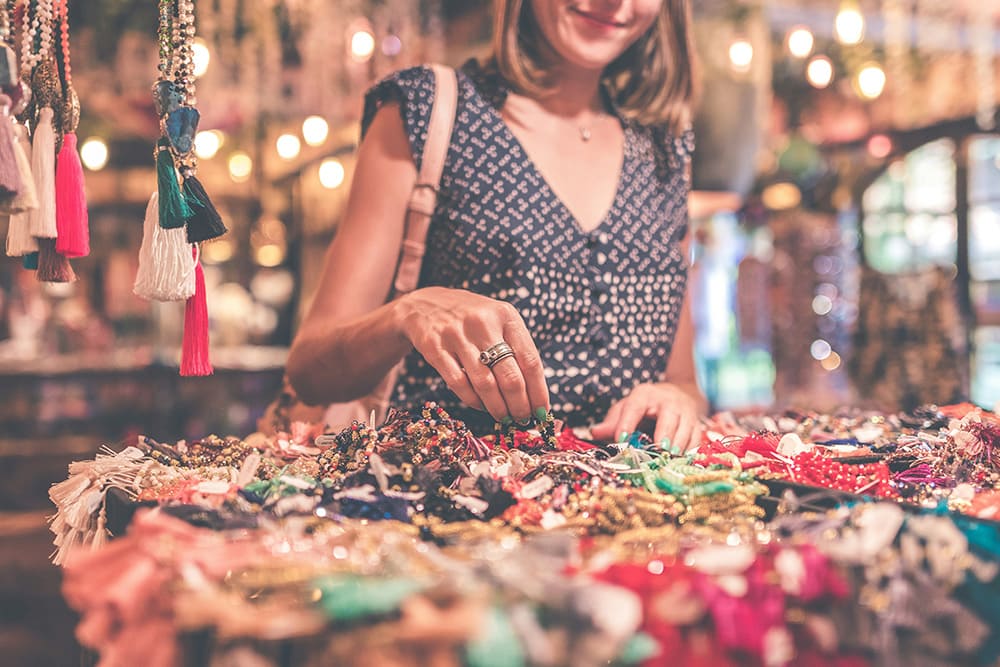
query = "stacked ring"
xmin=478 ymin=341 xmax=515 ymax=369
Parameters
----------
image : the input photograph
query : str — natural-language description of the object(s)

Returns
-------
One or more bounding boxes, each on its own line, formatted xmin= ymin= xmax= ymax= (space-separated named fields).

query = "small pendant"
xmin=580 ymin=127 xmax=592 ymax=142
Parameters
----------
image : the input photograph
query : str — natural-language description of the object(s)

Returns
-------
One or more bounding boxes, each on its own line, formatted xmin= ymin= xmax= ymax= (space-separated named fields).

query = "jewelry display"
xmin=134 ymin=0 xmax=224 ymax=376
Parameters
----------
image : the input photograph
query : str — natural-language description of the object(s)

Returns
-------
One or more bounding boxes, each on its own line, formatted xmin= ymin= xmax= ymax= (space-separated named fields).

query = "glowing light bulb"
xmin=194 ymin=130 xmax=223 ymax=159
xmin=80 ymin=137 xmax=109 ymax=171
xmin=302 ymin=116 xmax=329 ymax=147
xmin=810 ymin=339 xmax=832 ymax=361
xmin=806 ymin=56 xmax=834 ymax=88
xmin=857 ymin=63 xmax=886 ymax=99
xmin=192 ymin=38 xmax=210 ymax=77
xmin=821 ymin=351 xmax=842 ymax=371
xmin=319 ymin=158 xmax=345 ymax=189
xmin=787 ymin=27 xmax=814 ymax=58
xmin=276 ymin=133 xmax=301 ymax=160
xmin=728 ymin=39 xmax=753 ymax=72
xmin=350 ymin=30 xmax=375 ymax=61
xmin=835 ymin=6 xmax=864 ymax=45
xmin=228 ymin=152 xmax=253 ymax=182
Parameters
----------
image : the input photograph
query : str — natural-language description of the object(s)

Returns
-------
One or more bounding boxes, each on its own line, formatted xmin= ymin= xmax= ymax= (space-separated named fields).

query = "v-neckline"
xmin=471 ymin=74 xmax=628 ymax=237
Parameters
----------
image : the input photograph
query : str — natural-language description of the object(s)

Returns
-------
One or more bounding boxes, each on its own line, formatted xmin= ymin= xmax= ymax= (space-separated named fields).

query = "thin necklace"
xmin=579 ymin=111 xmax=606 ymax=142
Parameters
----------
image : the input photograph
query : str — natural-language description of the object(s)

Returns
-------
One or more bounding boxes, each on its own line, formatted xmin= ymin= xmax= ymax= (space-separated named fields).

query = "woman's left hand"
xmin=590 ymin=383 xmax=704 ymax=452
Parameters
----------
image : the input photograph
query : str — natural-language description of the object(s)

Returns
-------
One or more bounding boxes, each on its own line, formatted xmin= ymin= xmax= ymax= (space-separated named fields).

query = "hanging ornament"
xmin=52 ymin=0 xmax=87 ymax=258
xmin=136 ymin=0 xmax=217 ymax=375
xmin=1 ymin=0 xmax=39 ymax=258
xmin=21 ymin=0 xmax=74 ymax=282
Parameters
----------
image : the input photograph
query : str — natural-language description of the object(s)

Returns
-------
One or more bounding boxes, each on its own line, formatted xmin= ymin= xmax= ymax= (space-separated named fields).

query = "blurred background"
xmin=1 ymin=1 xmax=999 ymax=663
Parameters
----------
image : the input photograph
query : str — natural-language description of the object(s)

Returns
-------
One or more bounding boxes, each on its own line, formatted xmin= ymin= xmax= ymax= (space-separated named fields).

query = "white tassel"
xmin=48 ymin=473 xmax=91 ymax=507
xmin=133 ymin=191 xmax=197 ymax=301
xmin=6 ymin=125 xmax=38 ymax=255
xmin=7 ymin=124 xmax=37 ymax=213
xmin=90 ymin=505 xmax=108 ymax=551
xmin=28 ymin=107 xmax=57 ymax=239
xmin=48 ymin=446 xmax=148 ymax=565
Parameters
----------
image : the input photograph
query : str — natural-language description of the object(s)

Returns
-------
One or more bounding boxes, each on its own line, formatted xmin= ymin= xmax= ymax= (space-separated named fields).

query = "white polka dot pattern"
xmin=361 ymin=63 xmax=693 ymax=430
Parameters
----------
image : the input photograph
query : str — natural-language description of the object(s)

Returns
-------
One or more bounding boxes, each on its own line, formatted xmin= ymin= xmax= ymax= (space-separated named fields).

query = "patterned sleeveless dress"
xmin=361 ymin=60 xmax=694 ymax=431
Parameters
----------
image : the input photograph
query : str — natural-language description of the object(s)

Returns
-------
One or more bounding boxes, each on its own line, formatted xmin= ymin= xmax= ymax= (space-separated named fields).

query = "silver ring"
xmin=478 ymin=341 xmax=515 ymax=369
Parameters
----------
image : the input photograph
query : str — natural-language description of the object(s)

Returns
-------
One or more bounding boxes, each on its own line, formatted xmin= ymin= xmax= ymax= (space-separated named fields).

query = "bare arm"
xmin=286 ymin=103 xmax=417 ymax=405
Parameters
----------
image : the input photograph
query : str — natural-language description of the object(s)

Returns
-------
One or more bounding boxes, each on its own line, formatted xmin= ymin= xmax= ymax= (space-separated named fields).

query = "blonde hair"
xmin=491 ymin=0 xmax=699 ymax=132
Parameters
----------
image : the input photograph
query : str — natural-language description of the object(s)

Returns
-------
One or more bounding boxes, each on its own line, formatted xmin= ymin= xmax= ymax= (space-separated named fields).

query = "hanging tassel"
xmin=6 ymin=123 xmax=39 ymax=213
xmin=156 ymin=140 xmax=192 ymax=229
xmin=6 ymin=124 xmax=39 ymax=256
xmin=28 ymin=107 xmax=58 ymax=239
xmin=180 ymin=247 xmax=212 ymax=376
xmin=0 ymin=100 xmax=23 ymax=199
xmin=182 ymin=174 xmax=227 ymax=243
xmin=22 ymin=252 xmax=38 ymax=269
xmin=6 ymin=209 xmax=38 ymax=256
xmin=54 ymin=133 xmax=89 ymax=257
xmin=133 ymin=192 xmax=196 ymax=301
xmin=36 ymin=236 xmax=76 ymax=282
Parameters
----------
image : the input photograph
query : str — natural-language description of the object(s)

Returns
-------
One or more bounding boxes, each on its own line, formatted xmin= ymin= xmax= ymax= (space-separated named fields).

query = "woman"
xmin=287 ymin=0 xmax=706 ymax=450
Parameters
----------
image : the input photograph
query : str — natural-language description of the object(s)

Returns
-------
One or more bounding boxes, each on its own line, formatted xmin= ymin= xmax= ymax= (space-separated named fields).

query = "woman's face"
xmin=528 ymin=0 xmax=663 ymax=72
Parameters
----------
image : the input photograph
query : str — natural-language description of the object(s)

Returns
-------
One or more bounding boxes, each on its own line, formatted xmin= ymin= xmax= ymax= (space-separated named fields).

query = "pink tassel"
xmin=55 ymin=133 xmax=89 ymax=257
xmin=180 ymin=247 xmax=212 ymax=376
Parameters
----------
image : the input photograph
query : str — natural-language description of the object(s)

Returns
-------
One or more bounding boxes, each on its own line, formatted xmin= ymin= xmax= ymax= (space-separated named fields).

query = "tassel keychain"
xmin=53 ymin=0 xmax=87 ymax=258
xmin=180 ymin=246 xmax=212 ymax=376
xmin=137 ymin=0 xmax=215 ymax=375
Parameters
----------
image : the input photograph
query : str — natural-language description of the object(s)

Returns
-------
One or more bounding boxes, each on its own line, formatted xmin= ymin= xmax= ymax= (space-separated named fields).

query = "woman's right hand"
xmin=394 ymin=286 xmax=549 ymax=423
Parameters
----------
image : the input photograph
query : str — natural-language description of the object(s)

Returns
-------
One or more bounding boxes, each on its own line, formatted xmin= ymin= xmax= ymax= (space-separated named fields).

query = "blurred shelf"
xmin=0 ymin=346 xmax=288 ymax=376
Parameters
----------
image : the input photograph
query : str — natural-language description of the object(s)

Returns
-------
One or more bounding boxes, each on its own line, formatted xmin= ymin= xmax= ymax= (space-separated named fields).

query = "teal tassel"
xmin=22 ymin=251 xmax=38 ymax=270
xmin=156 ymin=141 xmax=193 ymax=229
xmin=183 ymin=175 xmax=227 ymax=243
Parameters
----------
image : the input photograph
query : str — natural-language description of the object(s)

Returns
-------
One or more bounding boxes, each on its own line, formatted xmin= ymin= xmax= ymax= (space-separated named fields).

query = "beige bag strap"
xmin=351 ymin=64 xmax=457 ymax=421
xmin=393 ymin=64 xmax=458 ymax=294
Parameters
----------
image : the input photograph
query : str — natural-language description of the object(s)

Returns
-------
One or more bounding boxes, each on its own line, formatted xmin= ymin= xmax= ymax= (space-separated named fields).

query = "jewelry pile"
xmin=50 ymin=402 xmax=1000 ymax=667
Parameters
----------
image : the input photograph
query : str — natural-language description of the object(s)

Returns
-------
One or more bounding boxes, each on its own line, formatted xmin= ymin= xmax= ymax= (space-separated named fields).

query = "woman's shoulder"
xmin=361 ymin=66 xmax=440 ymax=152
xmin=627 ymin=117 xmax=695 ymax=176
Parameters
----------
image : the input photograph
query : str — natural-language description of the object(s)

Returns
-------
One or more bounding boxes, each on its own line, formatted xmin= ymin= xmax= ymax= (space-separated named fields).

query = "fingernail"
xmin=516 ymin=417 xmax=532 ymax=427
xmin=500 ymin=416 xmax=513 ymax=426
xmin=659 ymin=438 xmax=671 ymax=450
xmin=670 ymin=444 xmax=682 ymax=455
xmin=618 ymin=430 xmax=629 ymax=443
xmin=534 ymin=407 xmax=549 ymax=421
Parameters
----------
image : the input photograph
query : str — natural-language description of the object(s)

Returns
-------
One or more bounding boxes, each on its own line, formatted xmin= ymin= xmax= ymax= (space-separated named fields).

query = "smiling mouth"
xmin=569 ymin=7 xmax=627 ymax=28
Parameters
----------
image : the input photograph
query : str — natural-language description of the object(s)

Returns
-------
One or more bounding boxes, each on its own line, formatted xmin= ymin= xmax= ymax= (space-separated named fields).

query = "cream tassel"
xmin=133 ymin=191 xmax=197 ymax=301
xmin=28 ymin=107 xmax=57 ymax=239
xmin=5 ymin=125 xmax=38 ymax=255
